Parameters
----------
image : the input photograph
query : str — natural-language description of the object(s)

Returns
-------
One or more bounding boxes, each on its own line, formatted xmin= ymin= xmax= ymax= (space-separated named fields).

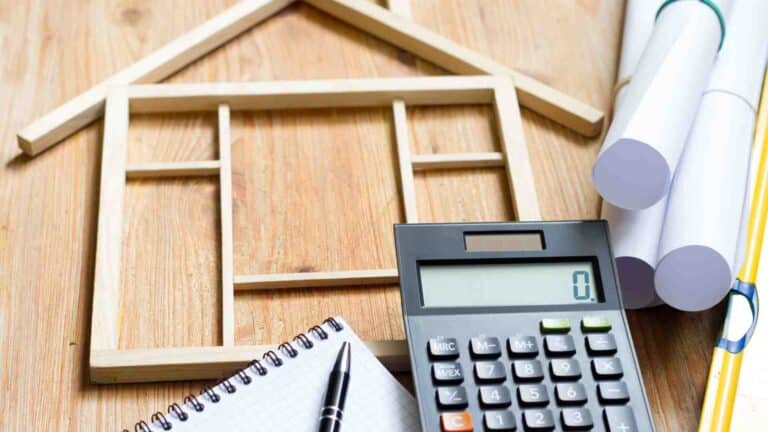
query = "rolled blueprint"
xmin=602 ymin=0 xmax=666 ymax=309
xmin=655 ymin=0 xmax=768 ymax=311
xmin=593 ymin=0 xmax=729 ymax=210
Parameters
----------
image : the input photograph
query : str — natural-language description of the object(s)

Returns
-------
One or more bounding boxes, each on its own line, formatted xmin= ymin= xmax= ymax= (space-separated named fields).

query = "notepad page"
xmin=155 ymin=317 xmax=419 ymax=432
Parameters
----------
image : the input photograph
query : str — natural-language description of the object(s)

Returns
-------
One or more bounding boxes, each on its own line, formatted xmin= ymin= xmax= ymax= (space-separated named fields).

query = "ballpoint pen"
xmin=318 ymin=342 xmax=351 ymax=432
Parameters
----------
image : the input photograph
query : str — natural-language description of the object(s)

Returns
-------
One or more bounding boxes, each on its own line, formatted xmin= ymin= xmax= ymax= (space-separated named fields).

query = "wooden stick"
xmin=125 ymin=76 xmax=497 ymax=112
xmin=233 ymin=269 xmax=399 ymax=290
xmin=386 ymin=0 xmax=411 ymax=18
xmin=90 ymin=88 xmax=129 ymax=352
xmin=305 ymin=0 xmax=603 ymax=136
xmin=493 ymin=78 xmax=541 ymax=221
xmin=17 ymin=0 xmax=295 ymax=155
xmin=411 ymin=152 xmax=505 ymax=171
xmin=218 ymin=104 xmax=235 ymax=347
xmin=125 ymin=160 xmax=221 ymax=179
xmin=90 ymin=340 xmax=408 ymax=383
xmin=392 ymin=100 xmax=418 ymax=223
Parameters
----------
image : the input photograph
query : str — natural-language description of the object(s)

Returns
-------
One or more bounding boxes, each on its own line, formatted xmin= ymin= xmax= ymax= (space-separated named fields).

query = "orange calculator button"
xmin=440 ymin=412 xmax=473 ymax=431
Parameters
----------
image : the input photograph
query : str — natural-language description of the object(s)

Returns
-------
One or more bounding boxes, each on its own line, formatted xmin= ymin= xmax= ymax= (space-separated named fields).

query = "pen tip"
xmin=335 ymin=341 xmax=351 ymax=372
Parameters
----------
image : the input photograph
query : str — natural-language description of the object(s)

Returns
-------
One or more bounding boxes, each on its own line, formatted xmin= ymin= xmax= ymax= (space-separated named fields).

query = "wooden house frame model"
xmin=17 ymin=0 xmax=604 ymax=383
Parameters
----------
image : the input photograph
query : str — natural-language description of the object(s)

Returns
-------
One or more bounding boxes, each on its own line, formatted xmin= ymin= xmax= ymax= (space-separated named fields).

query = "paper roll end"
xmin=615 ymin=257 xmax=658 ymax=309
xmin=655 ymin=245 xmax=732 ymax=312
xmin=593 ymin=138 xmax=670 ymax=210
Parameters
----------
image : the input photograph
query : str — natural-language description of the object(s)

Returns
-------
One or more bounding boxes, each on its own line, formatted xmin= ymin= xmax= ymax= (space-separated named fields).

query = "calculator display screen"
xmin=419 ymin=261 xmax=600 ymax=307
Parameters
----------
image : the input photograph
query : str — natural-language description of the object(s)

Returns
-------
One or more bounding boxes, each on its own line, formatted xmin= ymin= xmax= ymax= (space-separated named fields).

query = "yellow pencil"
xmin=698 ymin=67 xmax=768 ymax=432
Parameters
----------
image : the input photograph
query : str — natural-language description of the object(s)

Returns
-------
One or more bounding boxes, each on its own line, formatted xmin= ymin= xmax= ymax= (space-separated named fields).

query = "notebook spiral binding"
xmin=122 ymin=317 xmax=344 ymax=432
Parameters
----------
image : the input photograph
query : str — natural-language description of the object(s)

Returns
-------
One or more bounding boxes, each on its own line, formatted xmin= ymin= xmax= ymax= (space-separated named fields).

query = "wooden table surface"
xmin=0 ymin=0 xmax=722 ymax=430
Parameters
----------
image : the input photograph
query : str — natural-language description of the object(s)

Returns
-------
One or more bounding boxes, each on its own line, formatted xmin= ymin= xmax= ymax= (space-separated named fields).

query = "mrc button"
xmin=429 ymin=338 xmax=460 ymax=359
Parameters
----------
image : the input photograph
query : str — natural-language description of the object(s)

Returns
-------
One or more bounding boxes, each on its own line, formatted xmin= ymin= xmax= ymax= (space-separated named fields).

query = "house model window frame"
xmin=91 ymin=75 xmax=540 ymax=383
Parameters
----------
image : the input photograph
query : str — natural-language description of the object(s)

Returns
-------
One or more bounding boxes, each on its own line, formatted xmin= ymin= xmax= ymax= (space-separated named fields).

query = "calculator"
xmin=394 ymin=221 xmax=654 ymax=432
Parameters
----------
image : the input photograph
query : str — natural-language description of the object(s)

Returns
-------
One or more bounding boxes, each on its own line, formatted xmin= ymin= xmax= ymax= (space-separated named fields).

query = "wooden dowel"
xmin=90 ymin=340 xmax=408 ymax=383
xmin=386 ymin=0 xmax=411 ymax=18
xmin=493 ymin=78 xmax=541 ymax=221
xmin=125 ymin=160 xmax=221 ymax=179
xmin=91 ymin=89 xmax=129 ymax=352
xmin=218 ymin=104 xmax=234 ymax=347
xmin=233 ymin=269 xmax=399 ymax=290
xmin=305 ymin=0 xmax=604 ymax=136
xmin=392 ymin=100 xmax=418 ymax=223
xmin=411 ymin=152 xmax=505 ymax=171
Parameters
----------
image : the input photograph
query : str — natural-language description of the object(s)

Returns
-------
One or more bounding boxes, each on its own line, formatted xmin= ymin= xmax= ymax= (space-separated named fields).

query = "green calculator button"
xmin=540 ymin=318 xmax=570 ymax=333
xmin=581 ymin=316 xmax=612 ymax=332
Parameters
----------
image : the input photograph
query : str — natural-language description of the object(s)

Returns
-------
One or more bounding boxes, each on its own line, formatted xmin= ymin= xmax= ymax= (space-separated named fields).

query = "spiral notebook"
xmin=127 ymin=317 xmax=419 ymax=432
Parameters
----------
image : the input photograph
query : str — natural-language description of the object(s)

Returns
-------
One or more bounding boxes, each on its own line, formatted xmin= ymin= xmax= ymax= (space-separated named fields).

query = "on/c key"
xmin=441 ymin=412 xmax=473 ymax=432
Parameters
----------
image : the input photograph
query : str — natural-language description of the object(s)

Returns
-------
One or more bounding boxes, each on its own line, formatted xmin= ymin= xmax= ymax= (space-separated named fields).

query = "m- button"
xmin=470 ymin=336 xmax=502 ymax=358
xmin=441 ymin=412 xmax=474 ymax=432
xmin=429 ymin=338 xmax=460 ymax=359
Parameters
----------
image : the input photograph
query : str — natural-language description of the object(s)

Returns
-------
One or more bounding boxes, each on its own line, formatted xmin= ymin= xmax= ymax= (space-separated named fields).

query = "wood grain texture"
xmin=0 ymin=0 xmax=718 ymax=430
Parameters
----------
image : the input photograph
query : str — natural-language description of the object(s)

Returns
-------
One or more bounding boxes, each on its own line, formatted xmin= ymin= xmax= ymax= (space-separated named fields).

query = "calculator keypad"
xmin=421 ymin=314 xmax=647 ymax=431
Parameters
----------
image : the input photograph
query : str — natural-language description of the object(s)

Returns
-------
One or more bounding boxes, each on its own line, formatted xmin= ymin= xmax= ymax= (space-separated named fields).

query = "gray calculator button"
xmin=479 ymin=385 xmax=512 ymax=408
xmin=604 ymin=406 xmax=638 ymax=432
xmin=436 ymin=386 xmax=468 ymax=409
xmin=518 ymin=384 xmax=549 ymax=406
xmin=550 ymin=359 xmax=581 ymax=381
xmin=470 ymin=336 xmax=502 ymax=358
xmin=598 ymin=381 xmax=630 ymax=404
xmin=432 ymin=362 xmax=464 ymax=384
xmin=586 ymin=334 xmax=617 ymax=355
xmin=428 ymin=338 xmax=460 ymax=359
xmin=508 ymin=336 xmax=538 ymax=357
xmin=474 ymin=361 xmax=506 ymax=383
xmin=522 ymin=409 xmax=555 ymax=430
xmin=561 ymin=408 xmax=593 ymax=430
xmin=555 ymin=383 xmax=587 ymax=405
xmin=484 ymin=410 xmax=517 ymax=431
xmin=513 ymin=360 xmax=544 ymax=382
xmin=592 ymin=358 xmax=623 ymax=379
xmin=544 ymin=335 xmax=576 ymax=357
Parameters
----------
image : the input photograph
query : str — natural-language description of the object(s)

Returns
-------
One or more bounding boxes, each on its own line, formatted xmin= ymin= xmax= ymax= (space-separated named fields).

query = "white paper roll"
xmin=593 ymin=0 xmax=728 ymax=210
xmin=604 ymin=198 xmax=668 ymax=309
xmin=655 ymin=94 xmax=756 ymax=311
xmin=603 ymin=0 xmax=667 ymax=309
xmin=614 ymin=0 xmax=664 ymax=107
xmin=655 ymin=0 xmax=768 ymax=311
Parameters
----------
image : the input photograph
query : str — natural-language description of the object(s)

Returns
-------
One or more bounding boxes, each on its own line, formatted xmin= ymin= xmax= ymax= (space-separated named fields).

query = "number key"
xmin=555 ymin=383 xmax=588 ymax=405
xmin=550 ymin=359 xmax=581 ymax=381
xmin=561 ymin=408 xmax=593 ymax=430
xmin=513 ymin=360 xmax=544 ymax=382
xmin=518 ymin=384 xmax=549 ymax=406
xmin=479 ymin=385 xmax=512 ymax=408
xmin=545 ymin=335 xmax=576 ymax=357
xmin=586 ymin=334 xmax=617 ymax=355
xmin=484 ymin=410 xmax=517 ymax=431
xmin=470 ymin=336 xmax=502 ymax=358
xmin=474 ymin=361 xmax=506 ymax=383
xmin=429 ymin=338 xmax=460 ymax=359
xmin=436 ymin=387 xmax=468 ymax=409
xmin=523 ymin=409 xmax=555 ymax=430
xmin=432 ymin=362 xmax=464 ymax=384
xmin=508 ymin=335 xmax=538 ymax=357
